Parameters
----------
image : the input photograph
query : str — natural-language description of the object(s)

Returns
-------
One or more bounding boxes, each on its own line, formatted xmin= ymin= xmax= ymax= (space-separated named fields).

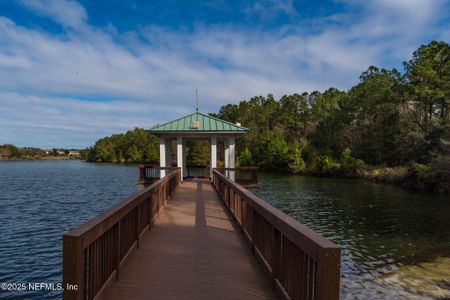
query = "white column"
xmin=224 ymin=139 xmax=229 ymax=167
xmin=210 ymin=136 xmax=217 ymax=179
xmin=177 ymin=136 xmax=183 ymax=181
xmin=224 ymin=138 xmax=229 ymax=177
xmin=229 ymin=136 xmax=235 ymax=181
xmin=159 ymin=137 xmax=166 ymax=178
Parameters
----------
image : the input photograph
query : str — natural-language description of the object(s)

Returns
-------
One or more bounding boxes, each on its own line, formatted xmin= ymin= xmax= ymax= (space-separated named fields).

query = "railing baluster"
xmin=272 ymin=228 xmax=281 ymax=283
xmin=136 ymin=206 xmax=140 ymax=248
xmin=116 ymin=220 xmax=121 ymax=280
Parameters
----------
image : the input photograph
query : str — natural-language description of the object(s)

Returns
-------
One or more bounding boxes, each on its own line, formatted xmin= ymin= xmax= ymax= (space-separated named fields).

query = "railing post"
xmin=63 ymin=235 xmax=84 ymax=300
xmin=148 ymin=196 xmax=152 ymax=231
xmin=159 ymin=184 xmax=163 ymax=206
xmin=136 ymin=205 xmax=140 ymax=248
xmin=138 ymin=165 xmax=145 ymax=183
xmin=272 ymin=228 xmax=281 ymax=284
xmin=240 ymin=196 xmax=244 ymax=226
xmin=224 ymin=185 xmax=229 ymax=206
xmin=315 ymin=247 xmax=341 ymax=300
xmin=116 ymin=221 xmax=121 ymax=280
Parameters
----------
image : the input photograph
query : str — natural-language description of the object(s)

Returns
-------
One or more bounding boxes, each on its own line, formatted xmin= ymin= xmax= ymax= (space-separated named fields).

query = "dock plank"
xmin=103 ymin=179 xmax=277 ymax=300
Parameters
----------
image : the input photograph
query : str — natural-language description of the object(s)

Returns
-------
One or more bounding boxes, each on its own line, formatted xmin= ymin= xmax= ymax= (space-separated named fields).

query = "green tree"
xmin=238 ymin=147 xmax=253 ymax=166
xmin=88 ymin=128 xmax=159 ymax=163
xmin=287 ymin=142 xmax=305 ymax=173
xmin=404 ymin=41 xmax=450 ymax=124
xmin=187 ymin=140 xmax=210 ymax=166
xmin=126 ymin=145 xmax=141 ymax=162
xmin=144 ymin=143 xmax=159 ymax=163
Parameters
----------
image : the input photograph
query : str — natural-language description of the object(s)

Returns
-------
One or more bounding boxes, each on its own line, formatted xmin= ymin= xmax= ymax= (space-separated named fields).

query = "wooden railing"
xmin=186 ymin=165 xmax=209 ymax=178
xmin=63 ymin=169 xmax=181 ymax=300
xmin=138 ymin=165 xmax=180 ymax=184
xmin=213 ymin=170 xmax=340 ymax=300
xmin=216 ymin=167 xmax=259 ymax=187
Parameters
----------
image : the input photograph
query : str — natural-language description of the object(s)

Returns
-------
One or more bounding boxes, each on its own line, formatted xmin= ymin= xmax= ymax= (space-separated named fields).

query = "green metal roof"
xmin=150 ymin=112 xmax=249 ymax=133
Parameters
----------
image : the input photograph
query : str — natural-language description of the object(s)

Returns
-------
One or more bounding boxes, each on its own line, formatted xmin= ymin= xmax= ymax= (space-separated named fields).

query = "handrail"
xmin=215 ymin=167 xmax=259 ymax=186
xmin=185 ymin=165 xmax=209 ymax=178
xmin=215 ymin=167 xmax=258 ymax=171
xmin=212 ymin=169 xmax=340 ymax=300
xmin=63 ymin=169 xmax=181 ymax=300
xmin=138 ymin=165 xmax=179 ymax=183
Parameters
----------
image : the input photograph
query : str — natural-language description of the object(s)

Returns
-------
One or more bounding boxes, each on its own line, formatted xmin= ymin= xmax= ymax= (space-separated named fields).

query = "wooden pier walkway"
xmin=63 ymin=169 xmax=340 ymax=300
xmin=103 ymin=179 xmax=276 ymax=299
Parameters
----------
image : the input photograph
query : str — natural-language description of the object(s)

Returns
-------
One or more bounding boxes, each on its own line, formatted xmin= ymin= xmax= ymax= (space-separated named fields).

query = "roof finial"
xmin=195 ymin=89 xmax=199 ymax=112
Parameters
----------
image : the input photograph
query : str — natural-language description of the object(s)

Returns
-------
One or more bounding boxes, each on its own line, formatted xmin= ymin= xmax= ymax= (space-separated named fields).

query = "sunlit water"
xmin=252 ymin=172 xmax=450 ymax=300
xmin=1 ymin=162 xmax=449 ymax=299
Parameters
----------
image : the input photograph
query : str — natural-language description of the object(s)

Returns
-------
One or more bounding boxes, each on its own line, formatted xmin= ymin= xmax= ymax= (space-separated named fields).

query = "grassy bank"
xmin=363 ymin=159 xmax=450 ymax=193
xmin=303 ymin=155 xmax=450 ymax=193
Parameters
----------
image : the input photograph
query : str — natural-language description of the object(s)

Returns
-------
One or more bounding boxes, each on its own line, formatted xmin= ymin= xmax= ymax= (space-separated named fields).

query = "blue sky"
xmin=0 ymin=0 xmax=449 ymax=149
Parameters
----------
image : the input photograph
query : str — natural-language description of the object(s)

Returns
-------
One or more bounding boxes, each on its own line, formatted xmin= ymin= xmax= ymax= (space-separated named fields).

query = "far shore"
xmin=0 ymin=157 xmax=84 ymax=161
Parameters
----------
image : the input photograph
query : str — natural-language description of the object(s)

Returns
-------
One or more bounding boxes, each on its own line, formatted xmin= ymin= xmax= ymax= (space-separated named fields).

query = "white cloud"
xmin=0 ymin=91 xmax=190 ymax=148
xmin=18 ymin=0 xmax=87 ymax=30
xmin=0 ymin=0 xmax=448 ymax=147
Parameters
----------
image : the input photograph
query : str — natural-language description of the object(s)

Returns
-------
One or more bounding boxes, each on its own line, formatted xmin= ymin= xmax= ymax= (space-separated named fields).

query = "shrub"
xmin=364 ymin=166 xmax=409 ymax=183
xmin=287 ymin=143 xmax=306 ymax=173
xmin=339 ymin=148 xmax=367 ymax=177
xmin=402 ymin=162 xmax=433 ymax=189
xmin=430 ymin=156 xmax=450 ymax=192
xmin=314 ymin=155 xmax=341 ymax=176
xmin=238 ymin=147 xmax=253 ymax=166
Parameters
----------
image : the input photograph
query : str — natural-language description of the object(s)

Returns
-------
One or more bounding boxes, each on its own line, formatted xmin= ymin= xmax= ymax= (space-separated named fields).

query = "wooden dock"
xmin=63 ymin=169 xmax=340 ymax=300
xmin=103 ymin=179 xmax=276 ymax=299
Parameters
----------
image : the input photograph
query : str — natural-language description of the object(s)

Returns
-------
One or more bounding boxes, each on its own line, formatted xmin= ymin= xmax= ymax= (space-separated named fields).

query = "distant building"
xmin=68 ymin=151 xmax=81 ymax=158
xmin=0 ymin=147 xmax=12 ymax=158
xmin=36 ymin=150 xmax=48 ymax=157
xmin=57 ymin=151 xmax=65 ymax=156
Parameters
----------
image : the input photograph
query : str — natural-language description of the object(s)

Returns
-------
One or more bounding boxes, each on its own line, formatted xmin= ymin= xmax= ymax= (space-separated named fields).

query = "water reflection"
xmin=252 ymin=172 xmax=450 ymax=299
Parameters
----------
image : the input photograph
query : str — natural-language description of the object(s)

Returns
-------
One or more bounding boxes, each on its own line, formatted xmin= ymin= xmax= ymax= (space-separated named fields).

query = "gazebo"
xmin=149 ymin=111 xmax=249 ymax=181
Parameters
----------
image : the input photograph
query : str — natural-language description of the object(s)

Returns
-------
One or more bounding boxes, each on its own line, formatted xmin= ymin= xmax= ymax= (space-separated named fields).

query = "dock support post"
xmin=159 ymin=137 xmax=166 ymax=178
xmin=229 ymin=136 xmax=235 ymax=181
xmin=63 ymin=235 xmax=84 ymax=300
xmin=177 ymin=136 xmax=183 ymax=181
xmin=224 ymin=138 xmax=229 ymax=178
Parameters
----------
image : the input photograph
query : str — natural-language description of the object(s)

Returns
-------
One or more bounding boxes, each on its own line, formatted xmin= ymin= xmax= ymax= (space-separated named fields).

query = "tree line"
xmin=0 ymin=144 xmax=85 ymax=159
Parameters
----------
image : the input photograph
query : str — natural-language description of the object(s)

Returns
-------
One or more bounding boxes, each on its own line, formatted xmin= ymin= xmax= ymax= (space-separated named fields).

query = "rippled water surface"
xmin=0 ymin=161 xmax=139 ymax=299
xmin=1 ymin=162 xmax=449 ymax=299
xmin=252 ymin=173 xmax=450 ymax=300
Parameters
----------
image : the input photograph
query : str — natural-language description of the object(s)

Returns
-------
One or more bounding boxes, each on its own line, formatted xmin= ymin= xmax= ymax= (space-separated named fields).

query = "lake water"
xmin=0 ymin=161 xmax=449 ymax=299
xmin=252 ymin=172 xmax=450 ymax=300
xmin=0 ymin=161 xmax=138 ymax=299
